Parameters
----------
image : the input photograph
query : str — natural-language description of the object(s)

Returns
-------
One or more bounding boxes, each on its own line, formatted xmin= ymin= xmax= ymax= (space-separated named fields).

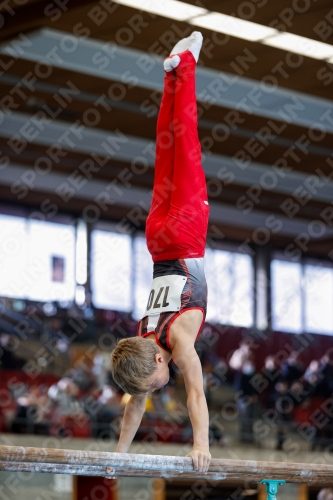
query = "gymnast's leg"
xmin=146 ymin=32 xmax=209 ymax=261
xmin=146 ymin=63 xmax=178 ymax=259
xmin=146 ymin=70 xmax=176 ymax=232
xmin=169 ymin=33 xmax=209 ymax=255
xmin=171 ymin=35 xmax=207 ymax=213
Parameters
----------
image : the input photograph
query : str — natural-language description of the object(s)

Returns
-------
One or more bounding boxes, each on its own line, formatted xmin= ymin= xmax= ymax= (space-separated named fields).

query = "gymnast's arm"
xmin=116 ymin=393 xmax=147 ymax=452
xmin=172 ymin=337 xmax=211 ymax=473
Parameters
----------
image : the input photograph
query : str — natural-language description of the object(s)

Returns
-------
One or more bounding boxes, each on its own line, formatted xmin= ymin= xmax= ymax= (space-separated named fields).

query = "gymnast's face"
xmin=147 ymin=354 xmax=170 ymax=392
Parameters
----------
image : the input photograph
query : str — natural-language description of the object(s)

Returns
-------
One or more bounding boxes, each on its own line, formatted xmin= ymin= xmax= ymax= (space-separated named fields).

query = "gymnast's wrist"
xmin=193 ymin=444 xmax=209 ymax=452
xmin=116 ymin=443 xmax=129 ymax=453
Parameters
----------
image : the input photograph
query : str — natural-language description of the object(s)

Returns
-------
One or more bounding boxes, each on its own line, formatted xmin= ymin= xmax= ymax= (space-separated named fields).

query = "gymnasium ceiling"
xmin=0 ymin=0 xmax=333 ymax=256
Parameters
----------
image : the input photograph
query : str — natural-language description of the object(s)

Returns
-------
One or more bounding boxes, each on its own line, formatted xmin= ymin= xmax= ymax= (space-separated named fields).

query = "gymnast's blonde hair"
xmin=110 ymin=337 xmax=159 ymax=395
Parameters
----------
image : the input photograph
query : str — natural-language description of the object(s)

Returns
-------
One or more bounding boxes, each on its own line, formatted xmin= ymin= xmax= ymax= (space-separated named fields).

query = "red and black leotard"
xmin=137 ymin=257 xmax=207 ymax=353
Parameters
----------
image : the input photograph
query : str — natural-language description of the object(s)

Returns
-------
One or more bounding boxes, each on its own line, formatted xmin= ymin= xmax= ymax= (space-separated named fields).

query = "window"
xmin=28 ymin=220 xmax=75 ymax=302
xmin=271 ymin=259 xmax=302 ymax=333
xmin=132 ymin=236 xmax=153 ymax=320
xmin=304 ymin=263 xmax=333 ymax=335
xmin=271 ymin=256 xmax=333 ymax=335
xmin=0 ymin=215 xmax=75 ymax=302
xmin=204 ymin=248 xmax=253 ymax=327
xmin=0 ymin=215 xmax=28 ymax=299
xmin=91 ymin=230 xmax=132 ymax=311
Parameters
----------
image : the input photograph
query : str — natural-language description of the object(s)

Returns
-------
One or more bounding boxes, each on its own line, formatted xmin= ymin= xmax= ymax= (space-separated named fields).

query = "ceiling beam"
xmin=1 ymin=72 xmax=332 ymax=159
xmin=2 ymin=111 xmax=333 ymax=204
xmin=1 ymin=28 xmax=333 ymax=131
xmin=3 ymin=163 xmax=333 ymax=240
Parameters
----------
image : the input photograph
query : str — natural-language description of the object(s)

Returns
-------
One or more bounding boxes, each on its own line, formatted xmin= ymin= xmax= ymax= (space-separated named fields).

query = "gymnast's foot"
xmin=163 ymin=31 xmax=203 ymax=72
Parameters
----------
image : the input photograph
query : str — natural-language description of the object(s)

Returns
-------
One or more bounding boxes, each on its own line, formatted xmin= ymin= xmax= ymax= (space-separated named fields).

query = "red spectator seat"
xmin=59 ymin=416 xmax=91 ymax=438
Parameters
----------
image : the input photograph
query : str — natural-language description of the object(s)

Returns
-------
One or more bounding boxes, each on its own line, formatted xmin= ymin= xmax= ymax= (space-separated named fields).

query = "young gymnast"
xmin=111 ymin=32 xmax=211 ymax=473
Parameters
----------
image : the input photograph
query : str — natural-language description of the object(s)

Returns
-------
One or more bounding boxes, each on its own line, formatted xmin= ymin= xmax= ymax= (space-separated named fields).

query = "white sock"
xmin=186 ymin=31 xmax=203 ymax=63
xmin=163 ymin=55 xmax=181 ymax=72
xmin=163 ymin=31 xmax=203 ymax=71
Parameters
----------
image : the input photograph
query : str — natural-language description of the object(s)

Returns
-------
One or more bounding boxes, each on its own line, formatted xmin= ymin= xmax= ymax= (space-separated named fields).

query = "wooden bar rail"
xmin=0 ymin=445 xmax=332 ymax=484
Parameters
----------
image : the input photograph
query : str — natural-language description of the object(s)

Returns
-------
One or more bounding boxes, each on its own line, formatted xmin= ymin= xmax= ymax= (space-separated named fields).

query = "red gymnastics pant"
xmin=146 ymin=50 xmax=210 ymax=263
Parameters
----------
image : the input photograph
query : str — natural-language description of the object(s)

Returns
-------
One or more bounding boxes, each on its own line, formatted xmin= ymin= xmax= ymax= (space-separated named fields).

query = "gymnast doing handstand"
xmin=111 ymin=32 xmax=211 ymax=473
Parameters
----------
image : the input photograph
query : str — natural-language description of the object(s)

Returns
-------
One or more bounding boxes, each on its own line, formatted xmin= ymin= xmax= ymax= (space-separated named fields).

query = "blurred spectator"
xmin=262 ymin=356 xmax=281 ymax=410
xmin=48 ymin=378 xmax=85 ymax=418
xmin=303 ymin=360 xmax=324 ymax=396
xmin=213 ymin=358 xmax=231 ymax=385
xmin=68 ymin=365 xmax=95 ymax=392
xmin=3 ymin=335 xmax=333 ymax=451
xmin=304 ymin=360 xmax=320 ymax=385
xmin=234 ymin=360 xmax=261 ymax=443
xmin=229 ymin=341 xmax=253 ymax=372
xmin=203 ymin=361 xmax=228 ymax=408
xmin=273 ymin=380 xmax=293 ymax=450
xmin=0 ymin=334 xmax=25 ymax=370
xmin=11 ymin=384 xmax=50 ymax=435
xmin=264 ymin=356 xmax=280 ymax=382
xmin=82 ymin=384 xmax=121 ymax=439
xmin=280 ymin=352 xmax=303 ymax=384
xmin=48 ymin=378 xmax=89 ymax=437
xmin=316 ymin=354 xmax=333 ymax=397
xmin=161 ymin=386 xmax=181 ymax=412
xmin=92 ymin=353 xmax=110 ymax=389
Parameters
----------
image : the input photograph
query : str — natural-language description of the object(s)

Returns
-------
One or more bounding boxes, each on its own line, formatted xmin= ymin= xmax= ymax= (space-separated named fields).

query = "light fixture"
xmin=190 ymin=12 xmax=278 ymax=42
xmin=264 ymin=32 xmax=333 ymax=60
xmin=111 ymin=0 xmax=333 ymax=62
xmin=112 ymin=0 xmax=207 ymax=21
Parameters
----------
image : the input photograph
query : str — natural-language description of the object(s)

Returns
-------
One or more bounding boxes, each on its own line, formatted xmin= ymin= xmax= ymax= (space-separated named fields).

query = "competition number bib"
xmin=143 ymin=275 xmax=187 ymax=317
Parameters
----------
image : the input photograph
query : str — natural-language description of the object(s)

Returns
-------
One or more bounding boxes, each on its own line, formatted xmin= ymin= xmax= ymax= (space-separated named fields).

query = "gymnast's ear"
xmin=155 ymin=353 xmax=163 ymax=363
